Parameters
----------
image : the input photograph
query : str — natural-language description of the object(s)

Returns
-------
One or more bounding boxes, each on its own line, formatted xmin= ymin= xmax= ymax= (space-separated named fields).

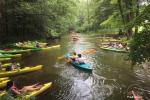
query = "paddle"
xmin=81 ymin=48 xmax=97 ymax=54
xmin=57 ymin=48 xmax=97 ymax=60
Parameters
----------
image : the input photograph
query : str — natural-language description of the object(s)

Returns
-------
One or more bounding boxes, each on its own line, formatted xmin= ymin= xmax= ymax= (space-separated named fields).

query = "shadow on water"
xmin=14 ymin=34 xmax=150 ymax=100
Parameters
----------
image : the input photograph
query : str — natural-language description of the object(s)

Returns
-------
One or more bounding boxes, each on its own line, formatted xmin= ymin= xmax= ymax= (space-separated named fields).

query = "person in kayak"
xmin=11 ymin=63 xmax=20 ymax=70
xmin=6 ymin=80 xmax=43 ymax=97
xmin=6 ymin=63 xmax=20 ymax=71
xmin=67 ymin=51 xmax=78 ymax=63
xmin=76 ymin=54 xmax=85 ymax=64
xmin=36 ymin=42 xmax=41 ymax=48
xmin=70 ymin=51 xmax=78 ymax=60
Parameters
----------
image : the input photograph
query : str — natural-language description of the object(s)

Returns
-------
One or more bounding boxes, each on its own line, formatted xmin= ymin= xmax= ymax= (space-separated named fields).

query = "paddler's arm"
xmin=12 ymin=88 xmax=21 ymax=95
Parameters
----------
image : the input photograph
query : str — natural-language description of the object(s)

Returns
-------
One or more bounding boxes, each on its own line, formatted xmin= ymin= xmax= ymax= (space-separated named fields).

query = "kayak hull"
xmin=0 ymin=65 xmax=43 ymax=77
xmin=2 ymin=63 xmax=12 ymax=68
xmin=0 ymin=49 xmax=31 ymax=54
xmin=100 ymin=46 xmax=128 ymax=53
xmin=15 ymin=44 xmax=61 ymax=51
xmin=0 ymin=58 xmax=11 ymax=62
xmin=0 ymin=54 xmax=22 ymax=58
xmin=0 ymin=77 xmax=9 ymax=81
xmin=0 ymin=82 xmax=52 ymax=99
xmin=0 ymin=80 xmax=10 ymax=89
xmin=26 ymin=82 xmax=52 ymax=99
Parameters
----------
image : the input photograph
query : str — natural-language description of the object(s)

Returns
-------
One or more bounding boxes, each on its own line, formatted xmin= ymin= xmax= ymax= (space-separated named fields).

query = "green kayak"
xmin=0 ymin=58 xmax=11 ymax=62
xmin=0 ymin=49 xmax=31 ymax=54
xmin=100 ymin=46 xmax=129 ymax=53
xmin=0 ymin=53 xmax=22 ymax=58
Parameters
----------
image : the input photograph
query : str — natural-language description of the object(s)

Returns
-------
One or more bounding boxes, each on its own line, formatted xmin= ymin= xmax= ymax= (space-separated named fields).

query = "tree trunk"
xmin=135 ymin=0 xmax=139 ymax=34
xmin=118 ymin=0 xmax=126 ymax=26
xmin=124 ymin=0 xmax=133 ymax=39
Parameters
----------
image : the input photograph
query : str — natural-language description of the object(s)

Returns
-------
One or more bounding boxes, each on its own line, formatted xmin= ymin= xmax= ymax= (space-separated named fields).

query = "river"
xmin=14 ymin=34 xmax=150 ymax=100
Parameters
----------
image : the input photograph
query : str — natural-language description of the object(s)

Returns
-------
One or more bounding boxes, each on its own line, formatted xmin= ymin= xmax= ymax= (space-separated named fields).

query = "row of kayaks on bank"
xmin=0 ymin=41 xmax=58 ymax=99
xmin=0 ymin=44 xmax=60 ymax=54
xmin=14 ymin=42 xmax=60 ymax=51
xmin=0 ymin=64 xmax=52 ymax=99
xmin=0 ymin=43 xmax=60 ymax=59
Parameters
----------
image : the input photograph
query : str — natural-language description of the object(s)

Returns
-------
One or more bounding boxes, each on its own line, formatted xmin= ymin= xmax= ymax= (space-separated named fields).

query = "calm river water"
xmin=14 ymin=34 xmax=150 ymax=100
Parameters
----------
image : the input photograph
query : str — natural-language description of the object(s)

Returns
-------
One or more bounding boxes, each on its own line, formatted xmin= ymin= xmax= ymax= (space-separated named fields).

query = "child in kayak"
xmin=66 ymin=51 xmax=78 ymax=63
xmin=6 ymin=80 xmax=43 ymax=97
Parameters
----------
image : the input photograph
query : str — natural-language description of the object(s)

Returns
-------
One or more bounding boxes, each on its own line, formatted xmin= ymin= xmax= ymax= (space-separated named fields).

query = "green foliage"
xmin=110 ymin=0 xmax=118 ymax=5
xmin=1 ymin=0 xmax=76 ymax=42
xmin=126 ymin=4 xmax=150 ymax=30
xmin=124 ymin=2 xmax=150 ymax=64
xmin=129 ymin=29 xmax=150 ymax=64
xmin=100 ymin=12 xmax=123 ymax=28
xmin=91 ymin=0 xmax=117 ymax=31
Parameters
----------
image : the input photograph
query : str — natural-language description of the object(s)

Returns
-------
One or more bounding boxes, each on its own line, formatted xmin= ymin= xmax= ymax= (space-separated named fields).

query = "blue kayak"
xmin=65 ymin=53 xmax=92 ymax=72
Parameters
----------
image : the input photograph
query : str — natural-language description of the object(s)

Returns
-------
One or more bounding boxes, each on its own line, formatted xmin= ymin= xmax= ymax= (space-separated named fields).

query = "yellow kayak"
xmin=26 ymin=82 xmax=52 ymax=99
xmin=16 ymin=44 xmax=61 ymax=51
xmin=0 ymin=65 xmax=43 ymax=77
xmin=2 ymin=63 xmax=12 ymax=68
xmin=41 ymin=45 xmax=61 ymax=50
xmin=0 ymin=82 xmax=52 ymax=99
xmin=0 ymin=80 xmax=10 ymax=88
xmin=0 ymin=77 xmax=9 ymax=81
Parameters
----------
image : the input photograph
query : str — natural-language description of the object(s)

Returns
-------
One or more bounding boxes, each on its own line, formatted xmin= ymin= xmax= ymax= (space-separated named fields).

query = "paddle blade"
xmin=81 ymin=49 xmax=97 ymax=55
xmin=57 ymin=55 xmax=65 ymax=60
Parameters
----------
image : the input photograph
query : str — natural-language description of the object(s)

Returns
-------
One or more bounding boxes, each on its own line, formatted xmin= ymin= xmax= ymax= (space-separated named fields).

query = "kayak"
xmin=0 ymin=49 xmax=31 ymax=54
xmin=41 ymin=45 xmax=61 ymax=50
xmin=16 ymin=45 xmax=61 ymax=51
xmin=65 ymin=53 xmax=92 ymax=72
xmin=99 ymin=46 xmax=128 ymax=53
xmin=0 ymin=77 xmax=9 ymax=81
xmin=2 ymin=63 xmax=12 ymax=68
xmin=0 ymin=82 xmax=52 ymax=99
xmin=0 ymin=65 xmax=43 ymax=77
xmin=0 ymin=58 xmax=11 ymax=62
xmin=0 ymin=79 xmax=10 ymax=88
xmin=25 ymin=82 xmax=52 ymax=99
xmin=0 ymin=53 xmax=22 ymax=58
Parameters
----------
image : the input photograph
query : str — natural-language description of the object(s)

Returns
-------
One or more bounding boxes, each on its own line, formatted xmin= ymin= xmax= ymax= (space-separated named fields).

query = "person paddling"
xmin=66 ymin=51 xmax=78 ymax=63
xmin=76 ymin=54 xmax=85 ymax=64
